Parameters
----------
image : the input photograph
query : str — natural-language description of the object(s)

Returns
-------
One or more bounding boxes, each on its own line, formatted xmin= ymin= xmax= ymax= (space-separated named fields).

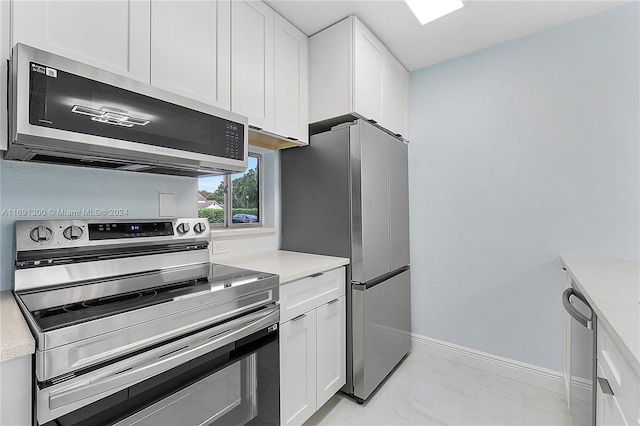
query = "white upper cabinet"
xmin=231 ymin=0 xmax=309 ymax=147
xmin=274 ymin=14 xmax=309 ymax=144
xmin=12 ymin=0 xmax=151 ymax=83
xmin=381 ymin=51 xmax=409 ymax=138
xmin=151 ymin=0 xmax=231 ymax=109
xmin=353 ymin=18 xmax=384 ymax=125
xmin=309 ymin=16 xmax=409 ymax=139
xmin=231 ymin=0 xmax=275 ymax=131
xmin=10 ymin=0 xmax=308 ymax=147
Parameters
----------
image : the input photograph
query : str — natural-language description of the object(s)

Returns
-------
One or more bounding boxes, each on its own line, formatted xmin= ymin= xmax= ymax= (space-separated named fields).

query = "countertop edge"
xmin=278 ymin=259 xmax=350 ymax=284
xmin=1 ymin=291 xmax=35 ymax=362
xmin=560 ymin=256 xmax=640 ymax=374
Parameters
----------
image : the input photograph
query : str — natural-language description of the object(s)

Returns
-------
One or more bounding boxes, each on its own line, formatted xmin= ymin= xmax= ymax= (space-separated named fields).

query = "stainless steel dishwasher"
xmin=562 ymin=285 xmax=597 ymax=426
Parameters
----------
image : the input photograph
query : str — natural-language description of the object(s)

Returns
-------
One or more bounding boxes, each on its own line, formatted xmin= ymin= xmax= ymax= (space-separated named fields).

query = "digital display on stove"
xmin=88 ymin=222 xmax=174 ymax=240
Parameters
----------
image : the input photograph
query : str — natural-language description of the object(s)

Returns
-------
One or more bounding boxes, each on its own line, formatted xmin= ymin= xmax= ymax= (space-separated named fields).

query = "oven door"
xmin=38 ymin=306 xmax=279 ymax=426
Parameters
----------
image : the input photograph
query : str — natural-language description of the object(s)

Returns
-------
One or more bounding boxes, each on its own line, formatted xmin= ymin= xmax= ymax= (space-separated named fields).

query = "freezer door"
xmin=352 ymin=268 xmax=411 ymax=400
xmin=351 ymin=122 xmax=391 ymax=283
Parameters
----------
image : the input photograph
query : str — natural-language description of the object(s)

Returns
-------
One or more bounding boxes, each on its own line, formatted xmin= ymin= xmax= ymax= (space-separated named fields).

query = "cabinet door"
xmin=150 ymin=0 xmax=230 ymax=109
xmin=12 ymin=0 xmax=150 ymax=83
xmin=274 ymin=14 xmax=308 ymax=144
xmin=308 ymin=17 xmax=352 ymax=124
xmin=280 ymin=310 xmax=317 ymax=426
xmin=231 ymin=0 xmax=274 ymax=131
xmin=352 ymin=17 xmax=384 ymax=124
xmin=381 ymin=52 xmax=408 ymax=138
xmin=596 ymin=363 xmax=629 ymax=426
xmin=316 ymin=296 xmax=346 ymax=409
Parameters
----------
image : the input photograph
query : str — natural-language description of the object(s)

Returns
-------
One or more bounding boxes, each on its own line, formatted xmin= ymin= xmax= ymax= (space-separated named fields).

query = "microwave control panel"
xmin=225 ymin=123 xmax=242 ymax=159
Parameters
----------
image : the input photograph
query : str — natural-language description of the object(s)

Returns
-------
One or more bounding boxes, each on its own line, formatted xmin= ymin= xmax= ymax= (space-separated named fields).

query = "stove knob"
xmin=193 ymin=222 xmax=207 ymax=234
xmin=62 ymin=225 xmax=84 ymax=240
xmin=29 ymin=226 xmax=53 ymax=243
xmin=176 ymin=223 xmax=190 ymax=234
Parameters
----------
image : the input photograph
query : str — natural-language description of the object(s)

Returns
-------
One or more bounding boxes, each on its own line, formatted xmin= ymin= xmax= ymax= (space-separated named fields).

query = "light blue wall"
xmin=0 ymin=160 xmax=197 ymax=291
xmin=408 ymin=3 xmax=639 ymax=371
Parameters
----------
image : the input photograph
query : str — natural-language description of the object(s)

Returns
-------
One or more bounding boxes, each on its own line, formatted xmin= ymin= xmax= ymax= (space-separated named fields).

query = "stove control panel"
xmin=89 ymin=222 xmax=174 ymax=240
xmin=15 ymin=219 xmax=211 ymax=251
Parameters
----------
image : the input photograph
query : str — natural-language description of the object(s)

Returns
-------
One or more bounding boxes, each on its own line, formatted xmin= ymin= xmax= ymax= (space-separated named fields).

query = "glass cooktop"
xmin=18 ymin=264 xmax=276 ymax=332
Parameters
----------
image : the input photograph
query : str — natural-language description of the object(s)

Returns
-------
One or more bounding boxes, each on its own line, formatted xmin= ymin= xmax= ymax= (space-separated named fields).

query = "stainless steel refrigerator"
xmin=281 ymin=119 xmax=411 ymax=402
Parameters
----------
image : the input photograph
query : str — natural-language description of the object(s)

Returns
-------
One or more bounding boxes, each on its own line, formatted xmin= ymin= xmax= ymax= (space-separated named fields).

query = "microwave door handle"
xmin=562 ymin=288 xmax=593 ymax=330
xmin=49 ymin=308 xmax=277 ymax=410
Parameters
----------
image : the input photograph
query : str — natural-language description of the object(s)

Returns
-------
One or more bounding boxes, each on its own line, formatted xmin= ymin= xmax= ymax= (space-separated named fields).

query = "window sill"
xmin=211 ymin=227 xmax=277 ymax=238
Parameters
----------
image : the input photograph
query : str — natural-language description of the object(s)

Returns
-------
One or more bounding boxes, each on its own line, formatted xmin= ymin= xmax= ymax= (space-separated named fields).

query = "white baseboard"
xmin=410 ymin=333 xmax=567 ymax=395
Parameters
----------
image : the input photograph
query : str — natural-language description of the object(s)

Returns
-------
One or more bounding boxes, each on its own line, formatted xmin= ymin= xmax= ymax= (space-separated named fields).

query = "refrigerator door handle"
xmin=352 ymin=266 xmax=410 ymax=291
xmin=562 ymin=287 xmax=593 ymax=330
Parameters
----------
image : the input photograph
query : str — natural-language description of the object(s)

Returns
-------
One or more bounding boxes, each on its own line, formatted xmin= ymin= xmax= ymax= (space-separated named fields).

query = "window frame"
xmin=201 ymin=152 xmax=263 ymax=229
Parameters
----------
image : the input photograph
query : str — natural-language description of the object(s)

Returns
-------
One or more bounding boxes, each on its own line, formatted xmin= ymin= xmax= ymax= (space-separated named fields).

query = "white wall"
xmin=1 ymin=148 xmax=282 ymax=291
xmin=408 ymin=3 xmax=639 ymax=371
xmin=0 ymin=160 xmax=196 ymax=291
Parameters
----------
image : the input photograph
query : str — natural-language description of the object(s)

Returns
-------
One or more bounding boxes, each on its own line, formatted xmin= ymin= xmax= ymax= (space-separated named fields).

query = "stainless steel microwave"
xmin=6 ymin=43 xmax=248 ymax=176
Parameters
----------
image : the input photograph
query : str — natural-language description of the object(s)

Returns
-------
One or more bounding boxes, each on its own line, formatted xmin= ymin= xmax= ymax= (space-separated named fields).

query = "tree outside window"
xmin=198 ymin=154 xmax=261 ymax=227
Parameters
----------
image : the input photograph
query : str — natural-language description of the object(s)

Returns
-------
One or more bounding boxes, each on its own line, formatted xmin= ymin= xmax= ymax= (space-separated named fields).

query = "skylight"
xmin=404 ymin=0 xmax=465 ymax=25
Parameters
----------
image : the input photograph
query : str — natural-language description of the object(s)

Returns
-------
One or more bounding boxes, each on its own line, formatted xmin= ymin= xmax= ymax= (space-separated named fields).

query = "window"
xmin=198 ymin=153 xmax=261 ymax=227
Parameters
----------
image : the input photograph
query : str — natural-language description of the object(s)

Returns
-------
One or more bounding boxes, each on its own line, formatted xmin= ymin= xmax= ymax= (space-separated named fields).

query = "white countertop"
xmin=214 ymin=250 xmax=350 ymax=284
xmin=561 ymin=257 xmax=639 ymax=371
xmin=0 ymin=251 xmax=348 ymax=363
xmin=0 ymin=291 xmax=35 ymax=362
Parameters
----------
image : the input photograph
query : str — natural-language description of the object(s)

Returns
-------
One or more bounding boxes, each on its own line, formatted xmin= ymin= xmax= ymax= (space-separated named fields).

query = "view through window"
xmin=198 ymin=154 xmax=261 ymax=226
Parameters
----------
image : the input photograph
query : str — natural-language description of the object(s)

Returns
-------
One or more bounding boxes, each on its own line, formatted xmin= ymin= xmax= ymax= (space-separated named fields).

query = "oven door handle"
xmin=48 ymin=306 xmax=278 ymax=411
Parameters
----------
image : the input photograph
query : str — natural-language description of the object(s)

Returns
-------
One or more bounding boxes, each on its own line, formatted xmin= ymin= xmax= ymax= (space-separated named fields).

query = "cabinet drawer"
xmin=597 ymin=324 xmax=639 ymax=424
xmin=280 ymin=267 xmax=345 ymax=322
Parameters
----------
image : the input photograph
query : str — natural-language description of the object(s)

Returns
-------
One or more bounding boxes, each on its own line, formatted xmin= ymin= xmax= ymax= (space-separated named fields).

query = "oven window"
xmin=118 ymin=355 xmax=257 ymax=426
xmin=41 ymin=329 xmax=279 ymax=426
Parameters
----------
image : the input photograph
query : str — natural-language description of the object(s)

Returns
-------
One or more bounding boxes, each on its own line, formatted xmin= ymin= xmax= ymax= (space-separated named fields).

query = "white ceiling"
xmin=264 ymin=0 xmax=631 ymax=72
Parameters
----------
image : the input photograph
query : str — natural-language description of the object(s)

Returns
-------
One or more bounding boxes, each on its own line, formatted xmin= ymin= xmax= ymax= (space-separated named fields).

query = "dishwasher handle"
xmin=562 ymin=287 xmax=593 ymax=330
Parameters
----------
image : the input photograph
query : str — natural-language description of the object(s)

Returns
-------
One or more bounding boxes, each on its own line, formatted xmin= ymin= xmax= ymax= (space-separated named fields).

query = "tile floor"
xmin=305 ymin=350 xmax=571 ymax=426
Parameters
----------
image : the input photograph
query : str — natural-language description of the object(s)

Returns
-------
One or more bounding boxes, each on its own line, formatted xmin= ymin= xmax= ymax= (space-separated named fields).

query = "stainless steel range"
xmin=13 ymin=218 xmax=280 ymax=426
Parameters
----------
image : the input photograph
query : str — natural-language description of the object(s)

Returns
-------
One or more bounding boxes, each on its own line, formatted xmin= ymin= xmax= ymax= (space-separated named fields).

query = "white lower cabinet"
xmin=596 ymin=362 xmax=629 ymax=426
xmin=279 ymin=267 xmax=346 ymax=426
xmin=280 ymin=309 xmax=317 ymax=426
xmin=316 ymin=296 xmax=347 ymax=408
xmin=0 ymin=355 xmax=32 ymax=426
xmin=596 ymin=323 xmax=639 ymax=426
